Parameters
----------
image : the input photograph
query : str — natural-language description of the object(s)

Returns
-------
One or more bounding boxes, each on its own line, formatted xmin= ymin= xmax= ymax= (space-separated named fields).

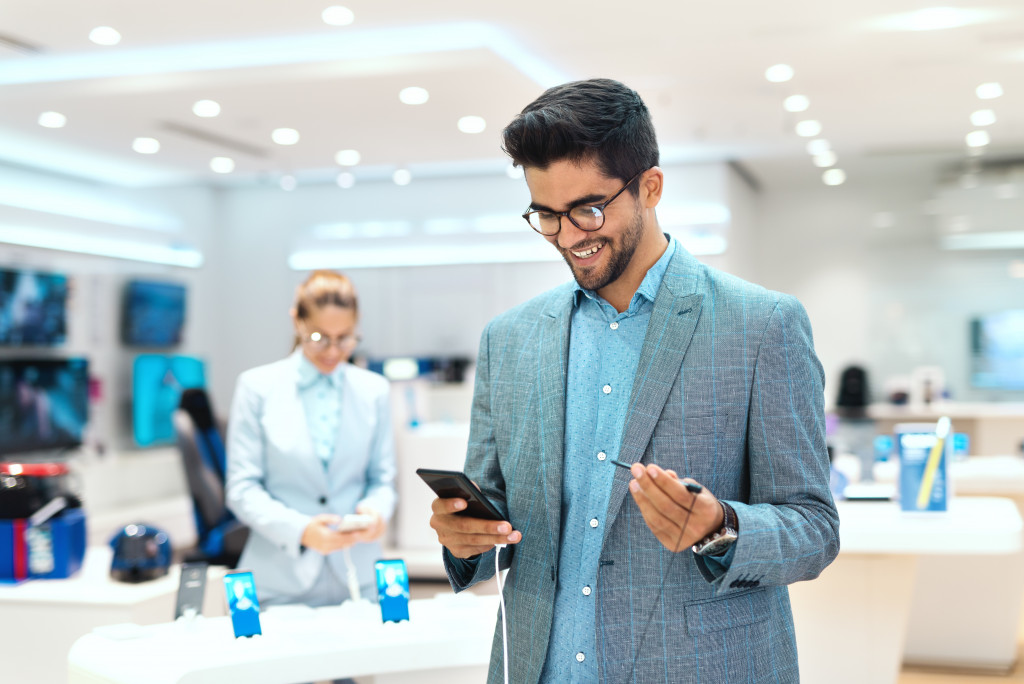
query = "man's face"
xmin=524 ymin=160 xmax=646 ymax=293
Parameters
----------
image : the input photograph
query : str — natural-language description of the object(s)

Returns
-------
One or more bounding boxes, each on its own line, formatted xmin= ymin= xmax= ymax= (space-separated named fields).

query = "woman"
xmin=226 ymin=270 xmax=396 ymax=607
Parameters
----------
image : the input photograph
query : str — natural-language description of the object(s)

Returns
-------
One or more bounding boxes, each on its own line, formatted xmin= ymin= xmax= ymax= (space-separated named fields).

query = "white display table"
xmin=789 ymin=497 xmax=1023 ymax=684
xmin=68 ymin=593 xmax=497 ymax=684
xmin=868 ymin=402 xmax=1024 ymax=456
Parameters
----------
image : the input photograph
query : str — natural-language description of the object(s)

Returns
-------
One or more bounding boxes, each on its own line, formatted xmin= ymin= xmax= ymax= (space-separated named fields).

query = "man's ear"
xmin=641 ymin=167 xmax=664 ymax=208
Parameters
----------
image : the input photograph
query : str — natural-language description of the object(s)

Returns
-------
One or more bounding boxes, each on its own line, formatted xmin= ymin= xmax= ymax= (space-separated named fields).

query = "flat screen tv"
xmin=0 ymin=358 xmax=89 ymax=456
xmin=122 ymin=280 xmax=186 ymax=347
xmin=132 ymin=354 xmax=205 ymax=447
xmin=0 ymin=267 xmax=68 ymax=346
xmin=970 ymin=309 xmax=1024 ymax=390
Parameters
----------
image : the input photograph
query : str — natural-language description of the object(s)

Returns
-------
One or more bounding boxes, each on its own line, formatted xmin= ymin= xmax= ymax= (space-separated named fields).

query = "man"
xmin=429 ymin=78 xmax=839 ymax=684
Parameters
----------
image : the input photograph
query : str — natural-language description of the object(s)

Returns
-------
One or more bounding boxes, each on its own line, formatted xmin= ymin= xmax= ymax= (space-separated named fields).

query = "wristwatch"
xmin=693 ymin=501 xmax=738 ymax=556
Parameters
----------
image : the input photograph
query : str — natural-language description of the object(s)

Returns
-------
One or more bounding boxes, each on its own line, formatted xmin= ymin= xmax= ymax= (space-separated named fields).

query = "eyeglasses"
xmin=522 ymin=169 xmax=645 ymax=236
xmin=302 ymin=330 xmax=361 ymax=351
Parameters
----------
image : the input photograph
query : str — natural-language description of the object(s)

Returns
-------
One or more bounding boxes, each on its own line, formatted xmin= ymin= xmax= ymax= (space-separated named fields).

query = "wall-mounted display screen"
xmin=0 ymin=358 xmax=89 ymax=456
xmin=0 ymin=268 xmax=68 ymax=346
xmin=132 ymin=354 xmax=205 ymax=447
xmin=971 ymin=309 xmax=1024 ymax=390
xmin=122 ymin=280 xmax=186 ymax=347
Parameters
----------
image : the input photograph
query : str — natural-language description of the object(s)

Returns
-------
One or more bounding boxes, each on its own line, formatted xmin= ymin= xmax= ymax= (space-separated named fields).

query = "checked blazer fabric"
xmin=444 ymin=245 xmax=840 ymax=684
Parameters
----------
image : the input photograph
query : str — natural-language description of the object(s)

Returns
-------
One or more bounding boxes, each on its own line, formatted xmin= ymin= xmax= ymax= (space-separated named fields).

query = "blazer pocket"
xmin=684 ymin=412 xmax=735 ymax=437
xmin=684 ymin=588 xmax=769 ymax=636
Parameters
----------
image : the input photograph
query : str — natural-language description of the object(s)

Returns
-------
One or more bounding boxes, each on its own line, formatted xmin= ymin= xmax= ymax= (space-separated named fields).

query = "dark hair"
xmin=293 ymin=270 xmax=358 ymax=320
xmin=501 ymin=78 xmax=659 ymax=194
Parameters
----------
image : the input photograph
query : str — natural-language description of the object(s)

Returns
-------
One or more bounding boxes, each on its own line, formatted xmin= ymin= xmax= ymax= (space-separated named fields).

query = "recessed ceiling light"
xmin=89 ymin=26 xmax=121 ymax=46
xmin=977 ymin=82 xmax=1003 ymax=99
xmin=783 ymin=95 xmax=810 ymax=112
xmin=765 ymin=64 xmax=794 ymax=83
xmin=132 ymin=137 xmax=160 ymax=154
xmin=193 ymin=100 xmax=221 ymax=117
xmin=812 ymin=150 xmax=837 ymax=168
xmin=795 ymin=120 xmax=822 ymax=137
xmin=457 ymin=115 xmax=486 ymax=134
xmin=970 ymin=109 xmax=996 ymax=126
xmin=823 ymin=169 xmax=846 ymax=186
xmin=336 ymin=172 xmax=355 ymax=189
xmin=392 ymin=169 xmax=412 ymax=186
xmin=335 ymin=149 xmax=361 ymax=166
xmin=399 ymin=87 xmax=429 ymax=105
xmin=271 ymin=128 xmax=300 ymax=145
xmin=806 ymin=139 xmax=830 ymax=155
xmin=38 ymin=111 xmax=67 ymax=128
xmin=279 ymin=175 xmax=297 ymax=191
xmin=966 ymin=130 xmax=991 ymax=147
xmin=322 ymin=6 xmax=355 ymax=26
xmin=210 ymin=157 xmax=235 ymax=174
xmin=506 ymin=164 xmax=524 ymax=180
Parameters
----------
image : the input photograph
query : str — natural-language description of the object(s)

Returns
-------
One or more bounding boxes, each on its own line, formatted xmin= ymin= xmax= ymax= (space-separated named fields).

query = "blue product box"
xmin=0 ymin=508 xmax=87 ymax=581
xmin=897 ymin=421 xmax=951 ymax=512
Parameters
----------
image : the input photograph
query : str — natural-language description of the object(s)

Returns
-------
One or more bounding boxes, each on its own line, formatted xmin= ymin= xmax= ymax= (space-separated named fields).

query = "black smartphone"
xmin=174 ymin=561 xmax=208 ymax=619
xmin=415 ymin=468 xmax=504 ymax=521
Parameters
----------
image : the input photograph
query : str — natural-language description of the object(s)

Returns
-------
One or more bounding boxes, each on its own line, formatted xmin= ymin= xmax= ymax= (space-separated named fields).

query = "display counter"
xmin=868 ymin=402 xmax=1024 ymax=456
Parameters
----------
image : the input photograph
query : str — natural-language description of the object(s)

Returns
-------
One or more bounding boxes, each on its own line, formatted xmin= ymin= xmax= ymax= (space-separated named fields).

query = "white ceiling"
xmin=1 ymin=0 xmax=1022 ymax=189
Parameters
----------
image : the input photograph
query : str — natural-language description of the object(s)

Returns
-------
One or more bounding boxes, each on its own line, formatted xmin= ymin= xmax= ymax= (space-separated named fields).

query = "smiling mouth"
xmin=571 ymin=243 xmax=603 ymax=259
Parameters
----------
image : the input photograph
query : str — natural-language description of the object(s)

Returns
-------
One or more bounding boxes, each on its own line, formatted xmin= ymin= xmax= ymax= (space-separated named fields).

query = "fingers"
xmin=628 ymin=464 xmax=707 ymax=552
xmin=428 ymin=497 xmax=521 ymax=559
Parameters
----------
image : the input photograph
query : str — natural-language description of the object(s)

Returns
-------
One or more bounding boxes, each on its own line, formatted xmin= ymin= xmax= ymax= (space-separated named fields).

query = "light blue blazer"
xmin=226 ymin=353 xmax=397 ymax=602
xmin=446 ymin=245 xmax=840 ymax=683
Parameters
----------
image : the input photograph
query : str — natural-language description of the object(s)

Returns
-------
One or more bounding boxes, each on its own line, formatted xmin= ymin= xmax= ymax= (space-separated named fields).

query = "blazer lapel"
xmin=537 ymin=291 xmax=573 ymax=557
xmin=605 ymin=251 xmax=705 ymax=531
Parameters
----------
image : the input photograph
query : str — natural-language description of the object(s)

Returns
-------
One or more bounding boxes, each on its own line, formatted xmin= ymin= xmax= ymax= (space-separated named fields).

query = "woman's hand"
xmin=301 ymin=514 xmax=349 ymax=555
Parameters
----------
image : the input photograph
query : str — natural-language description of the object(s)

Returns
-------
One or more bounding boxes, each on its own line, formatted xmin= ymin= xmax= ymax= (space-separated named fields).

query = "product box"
xmin=0 ymin=508 xmax=87 ymax=581
xmin=896 ymin=420 xmax=952 ymax=513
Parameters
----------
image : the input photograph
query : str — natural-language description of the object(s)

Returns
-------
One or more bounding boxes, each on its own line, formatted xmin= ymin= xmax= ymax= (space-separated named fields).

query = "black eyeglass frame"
xmin=300 ymin=328 xmax=362 ymax=351
xmin=521 ymin=169 xmax=647 ymax=236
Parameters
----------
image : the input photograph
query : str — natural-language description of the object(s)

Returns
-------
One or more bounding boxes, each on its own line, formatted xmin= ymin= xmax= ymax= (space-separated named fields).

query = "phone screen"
xmin=223 ymin=570 xmax=262 ymax=638
xmin=175 ymin=561 xmax=208 ymax=619
xmin=374 ymin=559 xmax=410 ymax=623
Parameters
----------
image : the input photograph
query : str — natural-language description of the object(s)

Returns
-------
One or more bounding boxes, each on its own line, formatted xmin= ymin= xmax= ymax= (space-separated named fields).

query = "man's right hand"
xmin=429 ymin=497 xmax=522 ymax=559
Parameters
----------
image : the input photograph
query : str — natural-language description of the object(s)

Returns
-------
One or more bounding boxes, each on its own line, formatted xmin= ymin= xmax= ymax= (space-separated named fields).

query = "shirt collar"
xmin=294 ymin=349 xmax=344 ymax=390
xmin=572 ymin=236 xmax=677 ymax=310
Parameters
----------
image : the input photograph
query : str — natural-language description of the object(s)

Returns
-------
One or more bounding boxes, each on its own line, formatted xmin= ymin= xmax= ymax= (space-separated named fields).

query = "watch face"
xmin=696 ymin=529 xmax=738 ymax=556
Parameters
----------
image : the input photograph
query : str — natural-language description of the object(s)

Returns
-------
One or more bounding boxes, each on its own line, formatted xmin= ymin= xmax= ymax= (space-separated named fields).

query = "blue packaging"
xmin=897 ymin=421 xmax=951 ymax=512
xmin=375 ymin=559 xmax=410 ymax=623
xmin=0 ymin=508 xmax=87 ymax=581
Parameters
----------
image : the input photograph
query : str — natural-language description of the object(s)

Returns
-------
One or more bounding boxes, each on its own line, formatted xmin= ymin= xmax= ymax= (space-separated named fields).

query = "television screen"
xmin=0 ymin=268 xmax=68 ymax=346
xmin=122 ymin=280 xmax=186 ymax=347
xmin=0 ymin=358 xmax=89 ymax=456
xmin=971 ymin=310 xmax=1024 ymax=390
xmin=132 ymin=354 xmax=205 ymax=447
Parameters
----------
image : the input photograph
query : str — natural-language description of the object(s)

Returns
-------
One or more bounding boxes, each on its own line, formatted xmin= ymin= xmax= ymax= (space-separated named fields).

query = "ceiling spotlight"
xmin=272 ymin=128 xmax=300 ymax=145
xmin=334 ymin=149 xmax=361 ymax=166
xmin=38 ymin=111 xmax=67 ymax=128
xmin=506 ymin=164 xmax=525 ymax=180
xmin=812 ymin=150 xmax=837 ymax=168
xmin=765 ymin=64 xmax=794 ymax=83
xmin=970 ymin=109 xmax=996 ymax=127
xmin=210 ymin=157 xmax=235 ymax=174
xmin=279 ymin=175 xmax=297 ymax=191
xmin=89 ymin=26 xmax=121 ymax=46
xmin=966 ymin=130 xmax=991 ymax=148
xmin=806 ymin=139 xmax=830 ymax=155
xmin=399 ymin=87 xmax=430 ymax=105
xmin=132 ymin=137 xmax=160 ymax=154
xmin=783 ymin=95 xmax=810 ymax=112
xmin=322 ymin=6 xmax=355 ymax=26
xmin=795 ymin=120 xmax=822 ymax=137
xmin=392 ymin=169 xmax=412 ymax=186
xmin=823 ymin=168 xmax=846 ymax=186
xmin=193 ymin=100 xmax=221 ymax=117
xmin=976 ymin=82 xmax=1003 ymax=99
xmin=457 ymin=116 xmax=486 ymax=134
xmin=336 ymin=172 xmax=355 ymax=189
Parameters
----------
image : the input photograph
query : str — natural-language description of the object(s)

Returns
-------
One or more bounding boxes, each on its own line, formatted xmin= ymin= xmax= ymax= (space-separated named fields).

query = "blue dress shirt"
xmin=296 ymin=354 xmax=343 ymax=468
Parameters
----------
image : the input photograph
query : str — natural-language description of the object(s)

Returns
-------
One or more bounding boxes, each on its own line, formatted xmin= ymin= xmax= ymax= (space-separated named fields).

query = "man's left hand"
xmin=628 ymin=463 xmax=723 ymax=552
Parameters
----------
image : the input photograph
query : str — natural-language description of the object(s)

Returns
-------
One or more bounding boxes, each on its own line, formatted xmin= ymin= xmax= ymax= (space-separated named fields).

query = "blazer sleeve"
xmin=694 ymin=294 xmax=840 ymax=593
xmin=225 ymin=373 xmax=311 ymax=559
xmin=356 ymin=381 xmax=398 ymax=521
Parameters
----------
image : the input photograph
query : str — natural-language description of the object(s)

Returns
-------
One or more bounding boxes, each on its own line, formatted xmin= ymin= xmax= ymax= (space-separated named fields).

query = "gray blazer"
xmin=226 ymin=354 xmax=397 ymax=603
xmin=446 ymin=246 xmax=840 ymax=683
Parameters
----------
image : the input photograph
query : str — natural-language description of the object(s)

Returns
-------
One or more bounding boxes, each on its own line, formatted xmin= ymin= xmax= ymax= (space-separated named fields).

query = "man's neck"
xmin=597 ymin=228 xmax=670 ymax=313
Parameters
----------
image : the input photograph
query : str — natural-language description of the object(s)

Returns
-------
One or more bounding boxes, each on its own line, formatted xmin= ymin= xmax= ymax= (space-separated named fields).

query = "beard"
xmin=559 ymin=209 xmax=645 ymax=292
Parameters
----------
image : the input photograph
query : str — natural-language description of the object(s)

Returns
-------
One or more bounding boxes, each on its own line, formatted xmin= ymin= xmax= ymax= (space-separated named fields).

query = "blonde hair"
xmin=292 ymin=270 xmax=358 ymax=320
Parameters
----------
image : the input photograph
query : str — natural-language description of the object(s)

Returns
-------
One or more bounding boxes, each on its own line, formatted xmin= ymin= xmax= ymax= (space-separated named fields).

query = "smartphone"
xmin=374 ymin=559 xmax=410 ymax=623
xmin=223 ymin=570 xmax=262 ymax=638
xmin=415 ymin=468 xmax=504 ymax=521
xmin=174 ymin=561 xmax=208 ymax=619
xmin=334 ymin=513 xmax=374 ymax=532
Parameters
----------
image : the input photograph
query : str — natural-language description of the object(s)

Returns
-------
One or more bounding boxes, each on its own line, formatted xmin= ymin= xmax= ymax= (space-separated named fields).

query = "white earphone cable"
xmin=495 ymin=544 xmax=509 ymax=684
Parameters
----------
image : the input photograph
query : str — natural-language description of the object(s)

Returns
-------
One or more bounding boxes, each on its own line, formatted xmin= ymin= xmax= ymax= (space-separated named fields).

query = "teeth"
xmin=572 ymin=244 xmax=601 ymax=258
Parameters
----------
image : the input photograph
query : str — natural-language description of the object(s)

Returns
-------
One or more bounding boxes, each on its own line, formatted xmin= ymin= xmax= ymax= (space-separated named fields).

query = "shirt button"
xmin=589 ymin=518 xmax=599 ymax=528
xmin=602 ymin=385 xmax=611 ymax=394
xmin=597 ymin=452 xmax=607 ymax=461
xmin=576 ymin=652 xmax=585 ymax=663
xmin=609 ymin=321 xmax=619 ymax=330
xmin=582 ymin=586 xmax=592 ymax=596
xmin=319 ymin=496 xmax=327 ymax=505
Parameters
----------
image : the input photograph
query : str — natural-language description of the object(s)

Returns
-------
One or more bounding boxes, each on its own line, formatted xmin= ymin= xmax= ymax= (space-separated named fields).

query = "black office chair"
xmin=172 ymin=388 xmax=248 ymax=568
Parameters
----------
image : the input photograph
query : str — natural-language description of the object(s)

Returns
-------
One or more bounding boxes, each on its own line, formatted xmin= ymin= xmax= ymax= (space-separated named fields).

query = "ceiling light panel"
xmin=970 ymin=109 xmax=996 ymax=127
xmin=38 ymin=111 xmax=66 ymax=128
xmin=765 ymin=64 xmax=794 ymax=83
xmin=271 ymin=128 xmax=300 ymax=145
xmin=89 ymin=26 xmax=121 ymax=46
xmin=192 ymin=100 xmax=221 ymax=117
xmin=322 ymin=6 xmax=355 ymax=26
xmin=784 ymin=95 xmax=809 ymax=113
xmin=399 ymin=87 xmax=429 ymax=105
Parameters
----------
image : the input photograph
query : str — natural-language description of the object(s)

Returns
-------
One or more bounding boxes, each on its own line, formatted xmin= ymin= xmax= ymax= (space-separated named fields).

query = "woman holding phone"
xmin=226 ymin=270 xmax=396 ymax=607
